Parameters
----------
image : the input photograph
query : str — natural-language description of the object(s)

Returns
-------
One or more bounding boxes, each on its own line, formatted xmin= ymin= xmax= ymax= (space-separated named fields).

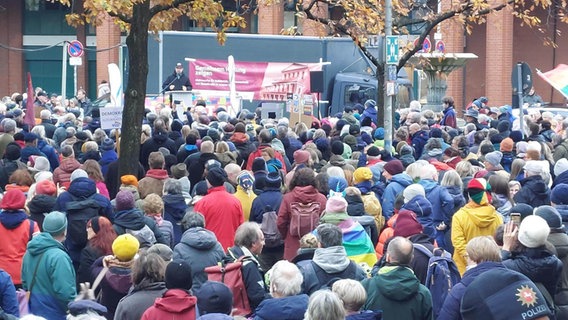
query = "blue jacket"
xmin=437 ymin=261 xmax=505 ymax=320
xmin=401 ymin=195 xmax=435 ymax=239
xmin=382 ymin=173 xmax=413 ymax=219
xmin=411 ymin=131 xmax=429 ymax=160
xmin=54 ymin=177 xmax=113 ymax=220
xmin=250 ymin=189 xmax=283 ymax=224
xmin=361 ymin=107 xmax=378 ymax=126
xmin=163 ymin=194 xmax=188 ymax=245
xmin=21 ymin=233 xmax=76 ymax=320
xmin=37 ymin=139 xmax=60 ymax=170
xmin=419 ymin=179 xmax=454 ymax=226
xmin=99 ymin=150 xmax=118 ymax=176
xmin=0 ymin=269 xmax=18 ymax=317
xmin=553 ymin=170 xmax=568 ymax=188
xmin=20 ymin=146 xmax=46 ymax=165
xmin=254 ymin=294 xmax=309 ymax=320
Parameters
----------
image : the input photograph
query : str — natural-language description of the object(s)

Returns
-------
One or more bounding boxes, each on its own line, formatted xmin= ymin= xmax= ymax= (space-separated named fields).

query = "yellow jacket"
xmin=234 ymin=185 xmax=257 ymax=221
xmin=451 ymin=202 xmax=503 ymax=275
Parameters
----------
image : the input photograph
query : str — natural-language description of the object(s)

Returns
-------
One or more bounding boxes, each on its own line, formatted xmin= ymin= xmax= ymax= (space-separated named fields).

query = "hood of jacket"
xmin=389 ymin=173 xmax=413 ymax=188
xmin=346 ymin=194 xmax=366 ymax=217
xmin=460 ymin=261 xmax=505 ymax=287
xmin=151 ymin=132 xmax=170 ymax=145
xmin=145 ymin=169 xmax=169 ymax=180
xmin=460 ymin=202 xmax=501 ymax=228
xmin=376 ymin=266 xmax=420 ymax=301
xmin=155 ymin=289 xmax=197 ymax=313
xmin=59 ymin=157 xmax=81 ymax=173
xmin=180 ymin=227 xmax=220 ymax=250
xmin=68 ymin=177 xmax=97 ymax=198
xmin=113 ymin=208 xmax=146 ymax=230
xmin=163 ymin=194 xmax=188 ymax=216
xmin=0 ymin=209 xmax=28 ymax=229
xmin=230 ymin=132 xmax=249 ymax=144
xmin=254 ymin=294 xmax=309 ymax=320
xmin=328 ymin=154 xmax=348 ymax=167
xmin=290 ymin=185 xmax=322 ymax=203
xmin=418 ymin=179 xmax=440 ymax=194
xmin=27 ymin=194 xmax=57 ymax=215
xmin=26 ymin=232 xmax=67 ymax=256
xmin=402 ymin=195 xmax=432 ymax=217
xmin=312 ymin=246 xmax=350 ymax=273
xmin=548 ymin=232 xmax=568 ymax=259
xmin=520 ymin=175 xmax=550 ymax=197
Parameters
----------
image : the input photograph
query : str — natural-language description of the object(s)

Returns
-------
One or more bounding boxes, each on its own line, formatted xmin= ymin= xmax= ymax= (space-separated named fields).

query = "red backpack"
xmin=289 ymin=202 xmax=321 ymax=237
xmin=204 ymin=256 xmax=251 ymax=316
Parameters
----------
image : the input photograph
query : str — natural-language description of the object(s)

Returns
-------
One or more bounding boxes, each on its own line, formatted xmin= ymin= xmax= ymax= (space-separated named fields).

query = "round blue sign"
xmin=68 ymin=40 xmax=84 ymax=57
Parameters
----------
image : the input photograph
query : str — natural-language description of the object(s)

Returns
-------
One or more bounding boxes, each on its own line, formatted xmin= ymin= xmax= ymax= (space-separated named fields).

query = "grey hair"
xmin=181 ymin=210 xmax=206 ymax=231
xmin=270 ymin=260 xmax=303 ymax=297
xmin=234 ymin=222 xmax=261 ymax=249
xmin=163 ymin=178 xmax=183 ymax=195
xmin=304 ymin=290 xmax=346 ymax=320
xmin=316 ymin=224 xmax=343 ymax=248
xmin=440 ymin=169 xmax=463 ymax=189
xmin=31 ymin=125 xmax=46 ymax=139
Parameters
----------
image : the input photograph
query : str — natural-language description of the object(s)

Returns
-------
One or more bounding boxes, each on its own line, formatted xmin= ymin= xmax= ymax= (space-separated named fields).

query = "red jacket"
xmin=0 ymin=217 xmax=39 ymax=285
xmin=141 ymin=289 xmax=197 ymax=320
xmin=194 ymin=186 xmax=244 ymax=251
xmin=277 ymin=185 xmax=327 ymax=261
xmin=246 ymin=144 xmax=287 ymax=173
xmin=53 ymin=158 xmax=81 ymax=190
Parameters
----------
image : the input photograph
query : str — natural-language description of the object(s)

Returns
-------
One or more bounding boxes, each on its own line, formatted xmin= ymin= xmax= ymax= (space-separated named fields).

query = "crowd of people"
xmin=0 ymin=89 xmax=567 ymax=320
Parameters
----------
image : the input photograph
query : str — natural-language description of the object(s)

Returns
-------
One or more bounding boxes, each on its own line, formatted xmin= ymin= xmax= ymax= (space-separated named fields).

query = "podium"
xmin=167 ymin=90 xmax=194 ymax=108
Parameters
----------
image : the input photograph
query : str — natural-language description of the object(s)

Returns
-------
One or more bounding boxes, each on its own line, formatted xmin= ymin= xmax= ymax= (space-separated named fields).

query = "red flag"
xmin=24 ymin=72 xmax=35 ymax=129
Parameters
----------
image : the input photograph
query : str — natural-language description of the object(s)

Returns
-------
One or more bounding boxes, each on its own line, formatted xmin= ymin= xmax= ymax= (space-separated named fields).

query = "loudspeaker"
xmin=310 ymin=71 xmax=324 ymax=93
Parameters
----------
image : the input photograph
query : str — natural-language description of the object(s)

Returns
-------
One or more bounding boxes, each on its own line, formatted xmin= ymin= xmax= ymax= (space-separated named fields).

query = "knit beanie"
xmin=500 ymin=138 xmax=514 ymax=153
xmin=4 ymin=143 xmax=21 ymax=161
xmin=293 ymin=150 xmax=310 ymax=165
xmin=35 ymin=180 xmax=57 ymax=196
xmin=265 ymin=171 xmax=282 ymax=189
xmin=374 ymin=127 xmax=385 ymax=140
xmin=353 ymin=167 xmax=373 ymax=184
xmin=554 ymin=158 xmax=568 ymax=177
xmin=237 ymin=171 xmax=254 ymax=192
xmin=484 ymin=151 xmax=503 ymax=167
xmin=196 ymin=281 xmax=233 ymax=315
xmin=534 ymin=205 xmax=563 ymax=230
xmin=33 ymin=156 xmax=50 ymax=172
xmin=460 ymin=268 xmax=552 ymax=320
xmin=165 ymin=260 xmax=193 ymax=290
xmin=112 ymin=234 xmax=140 ymax=261
xmin=101 ymin=138 xmax=115 ymax=151
xmin=403 ymin=184 xmax=425 ymax=203
xmin=251 ymin=157 xmax=268 ymax=173
xmin=0 ymin=189 xmax=26 ymax=210
xmin=551 ymin=184 xmax=568 ymax=205
xmin=328 ymin=176 xmax=348 ymax=193
xmin=70 ymin=169 xmax=88 ymax=182
xmin=517 ymin=215 xmax=550 ymax=248
xmin=343 ymin=135 xmax=357 ymax=151
xmin=43 ymin=211 xmax=68 ymax=235
xmin=383 ymin=159 xmax=404 ymax=176
xmin=325 ymin=195 xmax=348 ymax=214
xmin=121 ymin=175 xmax=138 ymax=187
xmin=331 ymin=140 xmax=344 ymax=156
xmin=207 ymin=167 xmax=227 ymax=187
xmin=467 ymin=178 xmax=492 ymax=205
xmin=393 ymin=210 xmax=423 ymax=237
xmin=115 ymin=190 xmax=135 ymax=211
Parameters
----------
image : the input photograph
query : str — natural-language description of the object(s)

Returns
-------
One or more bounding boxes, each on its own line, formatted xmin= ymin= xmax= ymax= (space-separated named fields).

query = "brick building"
xmin=1 ymin=0 xmax=566 ymax=109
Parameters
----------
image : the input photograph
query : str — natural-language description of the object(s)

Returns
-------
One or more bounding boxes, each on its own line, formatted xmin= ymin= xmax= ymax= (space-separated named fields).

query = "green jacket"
xmin=21 ymin=232 xmax=76 ymax=320
xmin=362 ymin=266 xmax=433 ymax=320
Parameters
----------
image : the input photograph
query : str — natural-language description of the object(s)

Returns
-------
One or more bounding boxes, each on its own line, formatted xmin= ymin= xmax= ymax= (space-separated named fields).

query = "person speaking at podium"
xmin=163 ymin=62 xmax=192 ymax=91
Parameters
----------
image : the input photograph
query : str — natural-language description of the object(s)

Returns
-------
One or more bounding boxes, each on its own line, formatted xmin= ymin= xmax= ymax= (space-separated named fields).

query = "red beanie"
xmin=36 ymin=180 xmax=57 ymax=196
xmin=1 ymin=189 xmax=26 ymax=211
xmin=393 ymin=210 xmax=423 ymax=237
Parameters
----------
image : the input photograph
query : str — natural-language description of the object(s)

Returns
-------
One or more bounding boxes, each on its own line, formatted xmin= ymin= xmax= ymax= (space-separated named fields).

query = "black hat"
xmin=24 ymin=132 xmax=39 ymax=142
xmin=165 ymin=260 xmax=193 ymax=290
xmin=331 ymin=140 xmax=344 ymax=156
xmin=510 ymin=203 xmax=534 ymax=221
xmin=206 ymin=167 xmax=227 ymax=187
xmin=176 ymin=62 xmax=183 ymax=68
xmin=4 ymin=143 xmax=21 ymax=161
xmin=367 ymin=146 xmax=380 ymax=157
xmin=195 ymin=281 xmax=233 ymax=315
xmin=349 ymin=124 xmax=361 ymax=135
xmin=251 ymin=157 xmax=267 ymax=173
xmin=265 ymin=171 xmax=282 ymax=189
xmin=461 ymin=268 xmax=551 ymax=320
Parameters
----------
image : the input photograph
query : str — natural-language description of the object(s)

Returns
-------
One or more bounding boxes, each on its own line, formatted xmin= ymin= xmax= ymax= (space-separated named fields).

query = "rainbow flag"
xmin=538 ymin=64 xmax=568 ymax=99
xmin=338 ymin=219 xmax=378 ymax=268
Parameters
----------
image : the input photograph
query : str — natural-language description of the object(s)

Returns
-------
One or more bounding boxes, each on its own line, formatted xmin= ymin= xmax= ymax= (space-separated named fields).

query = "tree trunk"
xmin=118 ymin=3 xmax=151 ymax=177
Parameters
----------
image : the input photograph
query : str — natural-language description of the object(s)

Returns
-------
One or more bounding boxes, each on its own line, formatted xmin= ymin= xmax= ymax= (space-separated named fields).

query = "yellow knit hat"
xmin=112 ymin=234 xmax=140 ymax=261
xmin=353 ymin=167 xmax=373 ymax=184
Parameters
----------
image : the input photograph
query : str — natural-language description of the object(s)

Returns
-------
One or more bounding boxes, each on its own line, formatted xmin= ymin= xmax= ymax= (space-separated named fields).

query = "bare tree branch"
xmin=107 ymin=10 xmax=131 ymax=24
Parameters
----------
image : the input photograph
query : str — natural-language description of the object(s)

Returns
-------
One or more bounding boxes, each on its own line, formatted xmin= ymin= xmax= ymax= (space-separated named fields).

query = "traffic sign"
xmin=68 ymin=40 xmax=84 ymax=57
xmin=69 ymin=57 xmax=82 ymax=66
xmin=414 ymin=37 xmax=432 ymax=53
xmin=386 ymin=36 xmax=399 ymax=65
xmin=435 ymin=40 xmax=446 ymax=53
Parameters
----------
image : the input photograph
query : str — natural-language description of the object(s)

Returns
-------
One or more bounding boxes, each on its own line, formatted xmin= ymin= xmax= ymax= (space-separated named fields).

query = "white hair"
xmin=327 ymin=167 xmax=345 ymax=179
xmin=270 ymin=260 xmax=303 ymax=297
xmin=409 ymin=100 xmax=422 ymax=112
